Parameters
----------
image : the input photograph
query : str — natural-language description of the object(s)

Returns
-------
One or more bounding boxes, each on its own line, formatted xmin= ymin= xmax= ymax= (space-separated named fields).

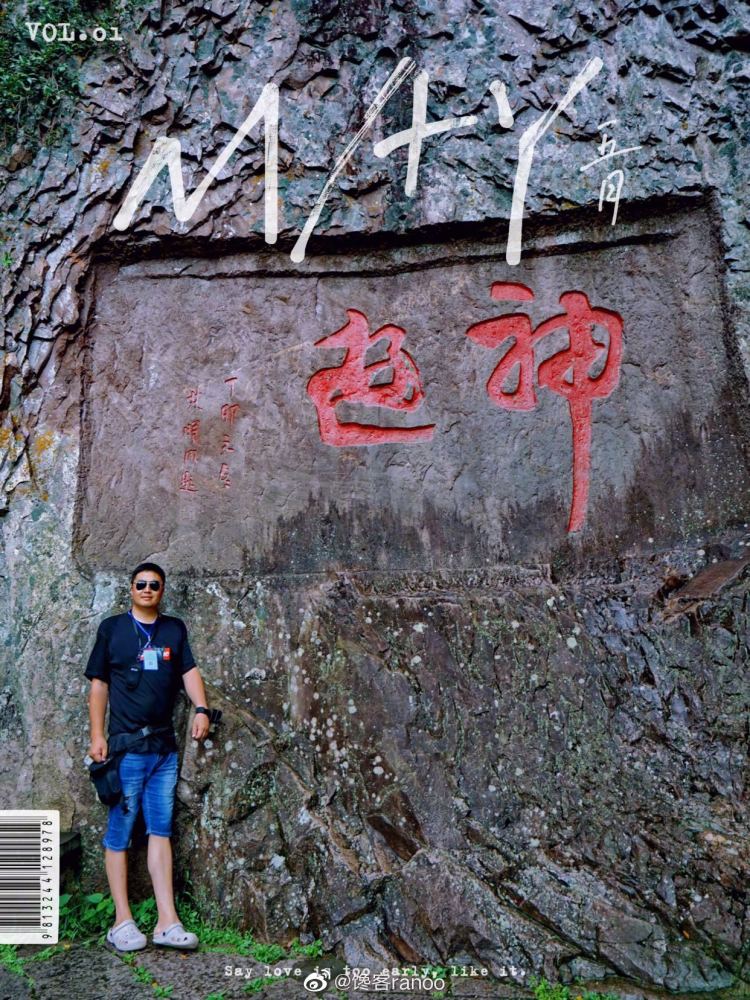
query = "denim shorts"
xmin=102 ymin=751 xmax=179 ymax=851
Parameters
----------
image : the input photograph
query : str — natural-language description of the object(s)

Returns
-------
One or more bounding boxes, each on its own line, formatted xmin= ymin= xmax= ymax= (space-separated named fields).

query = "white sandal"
xmin=152 ymin=921 xmax=199 ymax=949
xmin=107 ymin=918 xmax=147 ymax=952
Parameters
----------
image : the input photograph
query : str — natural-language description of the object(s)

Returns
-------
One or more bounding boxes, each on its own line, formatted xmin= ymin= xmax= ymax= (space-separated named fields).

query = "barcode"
xmin=0 ymin=811 xmax=59 ymax=944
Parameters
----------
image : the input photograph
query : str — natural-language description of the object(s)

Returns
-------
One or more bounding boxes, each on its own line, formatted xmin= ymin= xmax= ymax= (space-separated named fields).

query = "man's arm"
xmin=88 ymin=679 xmax=109 ymax=761
xmin=182 ymin=667 xmax=210 ymax=741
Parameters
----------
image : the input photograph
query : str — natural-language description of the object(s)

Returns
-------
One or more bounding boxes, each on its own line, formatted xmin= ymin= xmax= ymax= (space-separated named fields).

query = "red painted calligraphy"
xmin=466 ymin=284 xmax=622 ymax=532
xmin=179 ymin=470 xmax=198 ymax=493
xmin=217 ymin=374 xmax=240 ymax=490
xmin=182 ymin=419 xmax=200 ymax=445
xmin=220 ymin=403 xmax=240 ymax=426
xmin=307 ymin=309 xmax=435 ymax=446
xmin=179 ymin=389 xmax=204 ymax=494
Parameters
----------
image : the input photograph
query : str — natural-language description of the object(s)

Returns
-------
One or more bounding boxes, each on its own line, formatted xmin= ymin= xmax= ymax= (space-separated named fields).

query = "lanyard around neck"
xmin=129 ymin=610 xmax=158 ymax=649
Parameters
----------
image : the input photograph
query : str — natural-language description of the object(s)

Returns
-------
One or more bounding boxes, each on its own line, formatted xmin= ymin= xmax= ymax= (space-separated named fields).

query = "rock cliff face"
xmin=1 ymin=0 xmax=749 ymax=993
xmin=167 ymin=539 xmax=750 ymax=993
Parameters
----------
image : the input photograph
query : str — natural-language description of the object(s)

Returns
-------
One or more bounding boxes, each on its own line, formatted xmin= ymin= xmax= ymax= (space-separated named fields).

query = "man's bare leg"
xmin=105 ymin=848 xmax=132 ymax=926
xmin=148 ymin=835 xmax=180 ymax=932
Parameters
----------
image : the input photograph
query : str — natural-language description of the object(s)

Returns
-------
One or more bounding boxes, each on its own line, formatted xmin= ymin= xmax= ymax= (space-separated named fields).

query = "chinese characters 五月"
xmin=580 ymin=118 xmax=642 ymax=226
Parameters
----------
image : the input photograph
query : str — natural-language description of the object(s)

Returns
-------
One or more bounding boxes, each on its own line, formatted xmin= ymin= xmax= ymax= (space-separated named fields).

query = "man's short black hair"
xmin=130 ymin=561 xmax=166 ymax=586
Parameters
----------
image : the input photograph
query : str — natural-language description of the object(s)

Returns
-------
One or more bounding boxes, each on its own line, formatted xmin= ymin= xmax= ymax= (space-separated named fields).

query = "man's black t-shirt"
xmin=85 ymin=612 xmax=196 ymax=753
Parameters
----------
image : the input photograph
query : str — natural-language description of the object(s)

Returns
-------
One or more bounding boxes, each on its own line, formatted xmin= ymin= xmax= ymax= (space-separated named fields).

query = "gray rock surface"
xmin=14 ymin=943 xmax=521 ymax=1000
xmin=1 ymin=1 xmax=749 ymax=995
xmin=15 ymin=946 xmax=152 ymax=1000
xmin=77 ymin=206 xmax=750 ymax=572
xmin=159 ymin=533 xmax=748 ymax=993
xmin=9 ymin=942 xmax=745 ymax=999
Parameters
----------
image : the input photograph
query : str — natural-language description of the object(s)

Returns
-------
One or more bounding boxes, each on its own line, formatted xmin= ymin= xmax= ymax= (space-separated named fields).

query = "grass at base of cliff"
xmin=0 ymin=944 xmax=27 ymax=977
xmin=4 ymin=940 xmax=747 ymax=1000
xmin=0 ymin=942 xmax=71 ymax=985
xmin=529 ymin=978 xmax=619 ymax=1000
xmin=0 ymin=886 xmax=325 ymax=999
xmin=4 ymin=894 xmax=747 ymax=1000
xmin=51 ymin=884 xmax=321 ymax=960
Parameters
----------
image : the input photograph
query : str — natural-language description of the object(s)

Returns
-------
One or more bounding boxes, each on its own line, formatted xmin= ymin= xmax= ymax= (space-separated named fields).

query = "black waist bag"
xmin=88 ymin=755 xmax=123 ymax=806
xmin=88 ymin=725 xmax=174 ymax=807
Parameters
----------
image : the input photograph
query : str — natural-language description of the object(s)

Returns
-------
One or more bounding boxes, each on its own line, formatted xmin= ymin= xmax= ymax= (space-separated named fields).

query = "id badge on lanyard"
xmin=130 ymin=612 xmax=159 ymax=671
xmin=143 ymin=649 xmax=159 ymax=671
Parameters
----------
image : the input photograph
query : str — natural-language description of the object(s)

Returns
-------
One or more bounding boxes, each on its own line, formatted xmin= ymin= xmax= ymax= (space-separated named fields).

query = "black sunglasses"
xmin=134 ymin=580 xmax=161 ymax=591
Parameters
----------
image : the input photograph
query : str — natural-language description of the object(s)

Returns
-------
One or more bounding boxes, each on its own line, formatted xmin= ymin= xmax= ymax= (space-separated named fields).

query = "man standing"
xmin=85 ymin=561 xmax=211 ymax=952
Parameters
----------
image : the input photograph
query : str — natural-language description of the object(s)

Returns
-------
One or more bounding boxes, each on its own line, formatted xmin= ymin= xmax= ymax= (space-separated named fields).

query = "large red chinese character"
xmin=307 ymin=309 xmax=435 ymax=445
xmin=466 ymin=283 xmax=622 ymax=532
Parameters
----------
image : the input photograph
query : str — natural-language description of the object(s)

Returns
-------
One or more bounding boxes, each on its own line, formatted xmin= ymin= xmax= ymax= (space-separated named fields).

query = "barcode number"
xmin=0 ymin=811 xmax=59 ymax=944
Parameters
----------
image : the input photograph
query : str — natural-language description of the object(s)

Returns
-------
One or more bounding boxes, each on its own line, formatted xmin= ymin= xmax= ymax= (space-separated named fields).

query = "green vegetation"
xmin=421 ymin=965 xmax=450 ymax=997
xmin=13 ymin=933 xmax=735 ymax=1000
xmin=0 ymin=0 xmax=142 ymax=149
xmin=0 ymin=941 xmax=68 ymax=987
xmin=530 ymin=976 xmax=620 ymax=1000
xmin=288 ymin=937 xmax=324 ymax=959
xmin=59 ymin=889 xmax=115 ymax=940
xmin=169 ymin=890 xmax=279 ymax=959
xmin=131 ymin=963 xmax=153 ymax=984
xmin=37 ymin=884 xmax=324 ymax=958
xmin=419 ymin=963 xmax=449 ymax=977
xmin=24 ymin=944 xmax=67 ymax=962
xmin=125 ymin=955 xmax=175 ymax=997
xmin=243 ymin=978 xmax=278 ymax=994
xmin=0 ymin=943 xmax=27 ymax=977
